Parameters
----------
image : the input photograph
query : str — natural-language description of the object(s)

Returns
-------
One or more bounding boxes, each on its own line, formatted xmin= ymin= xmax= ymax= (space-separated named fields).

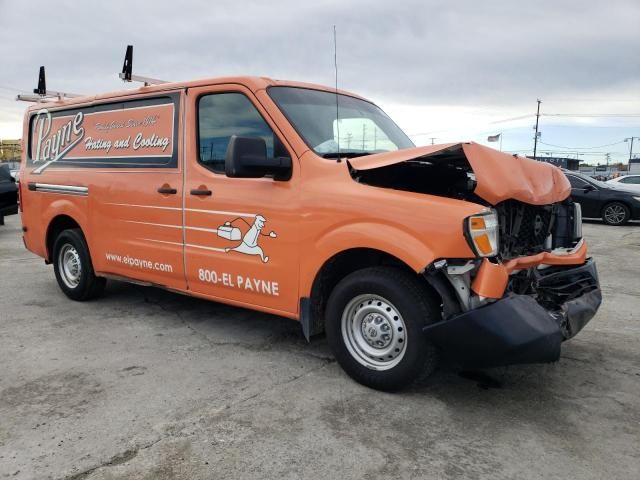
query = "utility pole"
xmin=533 ymin=99 xmax=542 ymax=160
xmin=625 ymin=137 xmax=639 ymax=166
xmin=362 ymin=124 xmax=367 ymax=150
xmin=429 ymin=137 xmax=436 ymax=145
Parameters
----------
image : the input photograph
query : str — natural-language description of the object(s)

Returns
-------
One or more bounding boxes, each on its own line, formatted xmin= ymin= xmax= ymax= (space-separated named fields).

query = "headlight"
xmin=465 ymin=210 xmax=499 ymax=257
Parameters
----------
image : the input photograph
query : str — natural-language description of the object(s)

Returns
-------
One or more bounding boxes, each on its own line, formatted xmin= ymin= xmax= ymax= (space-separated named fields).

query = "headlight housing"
xmin=464 ymin=210 xmax=499 ymax=257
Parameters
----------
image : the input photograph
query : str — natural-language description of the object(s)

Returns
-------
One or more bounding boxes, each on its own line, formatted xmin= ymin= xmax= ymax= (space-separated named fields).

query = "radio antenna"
xmin=333 ymin=25 xmax=341 ymax=162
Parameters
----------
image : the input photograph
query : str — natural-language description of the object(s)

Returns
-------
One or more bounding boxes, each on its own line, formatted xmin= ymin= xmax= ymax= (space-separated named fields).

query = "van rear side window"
xmin=197 ymin=93 xmax=275 ymax=173
xmin=26 ymin=94 xmax=180 ymax=174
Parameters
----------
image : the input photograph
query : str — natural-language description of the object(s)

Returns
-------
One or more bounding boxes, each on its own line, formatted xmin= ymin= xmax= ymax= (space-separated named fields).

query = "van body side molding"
xmin=27 ymin=183 xmax=88 ymax=196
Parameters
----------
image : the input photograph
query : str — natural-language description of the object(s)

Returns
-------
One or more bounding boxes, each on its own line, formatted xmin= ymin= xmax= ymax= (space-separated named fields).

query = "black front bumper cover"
xmin=423 ymin=258 xmax=601 ymax=368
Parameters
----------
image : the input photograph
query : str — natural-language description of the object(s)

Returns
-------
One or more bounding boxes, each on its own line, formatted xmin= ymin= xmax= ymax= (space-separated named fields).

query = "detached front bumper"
xmin=423 ymin=258 xmax=601 ymax=368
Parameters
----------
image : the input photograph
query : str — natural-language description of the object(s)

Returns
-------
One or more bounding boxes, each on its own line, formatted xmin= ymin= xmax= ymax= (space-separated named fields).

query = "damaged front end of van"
xmin=349 ymin=142 xmax=602 ymax=368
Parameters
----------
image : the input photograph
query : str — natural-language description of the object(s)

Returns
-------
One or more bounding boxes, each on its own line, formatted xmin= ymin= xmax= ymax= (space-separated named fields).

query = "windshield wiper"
xmin=321 ymin=151 xmax=374 ymax=159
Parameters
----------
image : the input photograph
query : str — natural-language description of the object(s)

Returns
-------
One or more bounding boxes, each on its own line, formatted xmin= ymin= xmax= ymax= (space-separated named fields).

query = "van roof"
xmin=26 ymin=76 xmax=366 ymax=112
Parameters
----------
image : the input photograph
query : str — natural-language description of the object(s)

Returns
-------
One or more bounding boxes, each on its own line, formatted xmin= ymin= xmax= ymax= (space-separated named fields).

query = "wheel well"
xmin=602 ymin=200 xmax=631 ymax=213
xmin=46 ymin=215 xmax=81 ymax=261
xmin=303 ymin=248 xmax=438 ymax=338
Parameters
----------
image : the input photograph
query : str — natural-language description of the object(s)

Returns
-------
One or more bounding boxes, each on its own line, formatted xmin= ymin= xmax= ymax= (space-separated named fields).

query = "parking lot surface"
xmin=1 ymin=215 xmax=639 ymax=480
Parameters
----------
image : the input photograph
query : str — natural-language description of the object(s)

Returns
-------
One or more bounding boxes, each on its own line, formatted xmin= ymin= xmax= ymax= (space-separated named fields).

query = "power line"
xmin=0 ymin=85 xmax=30 ymax=94
xmin=542 ymin=97 xmax=640 ymax=103
xmin=538 ymin=140 xmax=627 ymax=150
xmin=490 ymin=114 xmax=536 ymax=124
xmin=407 ymin=114 xmax=539 ymax=137
xmin=543 ymin=113 xmax=640 ymax=118
xmin=537 ymin=151 xmax=626 ymax=156
xmin=407 ymin=112 xmax=640 ymax=138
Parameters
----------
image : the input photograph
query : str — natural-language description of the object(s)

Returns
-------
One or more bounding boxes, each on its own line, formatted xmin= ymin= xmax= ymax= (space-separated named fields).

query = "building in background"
xmin=527 ymin=156 xmax=579 ymax=171
xmin=577 ymin=163 xmax=632 ymax=179
xmin=0 ymin=139 xmax=22 ymax=163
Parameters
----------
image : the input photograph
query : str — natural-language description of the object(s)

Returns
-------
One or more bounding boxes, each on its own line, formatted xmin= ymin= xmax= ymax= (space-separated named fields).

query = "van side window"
xmin=198 ymin=93 xmax=275 ymax=173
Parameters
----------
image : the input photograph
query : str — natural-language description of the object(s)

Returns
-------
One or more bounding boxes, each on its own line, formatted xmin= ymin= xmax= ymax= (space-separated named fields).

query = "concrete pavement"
xmin=1 ymin=215 xmax=639 ymax=479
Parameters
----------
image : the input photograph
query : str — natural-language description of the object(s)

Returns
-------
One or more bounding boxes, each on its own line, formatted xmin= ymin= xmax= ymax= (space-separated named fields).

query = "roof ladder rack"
xmin=16 ymin=66 xmax=84 ymax=102
xmin=119 ymin=45 xmax=169 ymax=86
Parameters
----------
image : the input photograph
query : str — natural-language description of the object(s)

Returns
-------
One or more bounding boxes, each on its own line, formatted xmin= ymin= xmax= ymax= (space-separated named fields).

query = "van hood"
xmin=348 ymin=142 xmax=571 ymax=206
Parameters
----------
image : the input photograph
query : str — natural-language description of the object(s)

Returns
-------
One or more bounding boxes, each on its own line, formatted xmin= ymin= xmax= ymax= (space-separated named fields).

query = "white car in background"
xmin=607 ymin=175 xmax=640 ymax=192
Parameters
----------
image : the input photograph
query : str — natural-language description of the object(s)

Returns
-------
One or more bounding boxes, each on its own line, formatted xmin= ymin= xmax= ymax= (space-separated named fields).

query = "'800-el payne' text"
xmin=198 ymin=268 xmax=279 ymax=296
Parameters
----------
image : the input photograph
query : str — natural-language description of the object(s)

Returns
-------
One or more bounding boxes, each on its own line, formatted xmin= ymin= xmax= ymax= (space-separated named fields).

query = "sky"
xmin=1 ymin=0 xmax=639 ymax=164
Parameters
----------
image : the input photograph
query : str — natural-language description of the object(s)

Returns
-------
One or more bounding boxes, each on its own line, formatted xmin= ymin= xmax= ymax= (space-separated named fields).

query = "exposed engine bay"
xmin=349 ymin=147 xmax=480 ymax=203
xmin=348 ymin=144 xmax=582 ymax=259
xmin=495 ymin=200 xmax=581 ymax=259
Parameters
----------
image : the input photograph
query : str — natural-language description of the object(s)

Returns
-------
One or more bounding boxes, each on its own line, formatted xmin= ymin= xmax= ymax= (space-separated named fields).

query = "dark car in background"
xmin=0 ymin=164 xmax=18 ymax=226
xmin=565 ymin=170 xmax=640 ymax=225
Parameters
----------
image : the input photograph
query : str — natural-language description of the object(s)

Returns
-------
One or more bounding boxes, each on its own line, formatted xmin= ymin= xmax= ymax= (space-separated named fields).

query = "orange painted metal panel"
xmin=18 ymin=76 xmax=589 ymax=321
xmin=471 ymin=259 xmax=510 ymax=299
xmin=349 ymin=142 xmax=571 ymax=206
xmin=472 ymin=242 xmax=588 ymax=299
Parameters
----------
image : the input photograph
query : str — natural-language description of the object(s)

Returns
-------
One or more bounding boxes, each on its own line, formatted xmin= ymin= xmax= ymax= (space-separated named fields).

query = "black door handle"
xmin=157 ymin=186 xmax=177 ymax=195
xmin=190 ymin=188 xmax=212 ymax=196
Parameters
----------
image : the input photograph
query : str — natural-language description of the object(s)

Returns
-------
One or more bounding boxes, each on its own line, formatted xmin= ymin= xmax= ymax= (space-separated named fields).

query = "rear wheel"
xmin=53 ymin=228 xmax=105 ymax=301
xmin=325 ymin=266 xmax=440 ymax=391
xmin=602 ymin=202 xmax=630 ymax=225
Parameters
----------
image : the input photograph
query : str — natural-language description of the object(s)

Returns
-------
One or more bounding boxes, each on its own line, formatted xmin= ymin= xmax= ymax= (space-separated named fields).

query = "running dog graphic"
xmin=220 ymin=215 xmax=277 ymax=263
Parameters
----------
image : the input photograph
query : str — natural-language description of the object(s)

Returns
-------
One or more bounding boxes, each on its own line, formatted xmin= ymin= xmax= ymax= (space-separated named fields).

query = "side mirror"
xmin=583 ymin=184 xmax=595 ymax=192
xmin=225 ymin=136 xmax=292 ymax=181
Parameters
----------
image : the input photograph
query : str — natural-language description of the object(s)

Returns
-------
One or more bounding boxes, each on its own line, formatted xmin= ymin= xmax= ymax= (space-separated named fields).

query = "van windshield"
xmin=268 ymin=86 xmax=414 ymax=157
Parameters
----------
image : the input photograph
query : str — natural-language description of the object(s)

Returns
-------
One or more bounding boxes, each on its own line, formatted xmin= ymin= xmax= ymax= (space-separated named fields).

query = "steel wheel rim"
xmin=58 ymin=244 xmax=82 ymax=289
xmin=605 ymin=204 xmax=626 ymax=224
xmin=341 ymin=294 xmax=407 ymax=371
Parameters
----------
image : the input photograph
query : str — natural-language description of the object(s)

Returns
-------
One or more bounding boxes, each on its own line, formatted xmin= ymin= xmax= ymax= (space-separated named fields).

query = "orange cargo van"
xmin=19 ymin=75 xmax=601 ymax=390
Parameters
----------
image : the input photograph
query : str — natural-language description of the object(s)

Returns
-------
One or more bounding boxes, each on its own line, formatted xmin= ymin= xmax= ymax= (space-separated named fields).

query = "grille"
xmin=497 ymin=200 xmax=555 ymax=259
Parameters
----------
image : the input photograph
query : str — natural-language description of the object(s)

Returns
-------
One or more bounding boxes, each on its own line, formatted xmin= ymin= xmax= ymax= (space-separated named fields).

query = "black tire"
xmin=0 ymin=215 xmax=4 ymax=226
xmin=601 ymin=202 xmax=630 ymax=226
xmin=325 ymin=266 xmax=440 ymax=391
xmin=52 ymin=228 xmax=105 ymax=301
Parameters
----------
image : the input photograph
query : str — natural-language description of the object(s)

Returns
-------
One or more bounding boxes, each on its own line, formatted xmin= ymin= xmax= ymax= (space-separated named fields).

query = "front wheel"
xmin=53 ymin=228 xmax=106 ymax=301
xmin=602 ymin=202 xmax=630 ymax=225
xmin=325 ymin=267 xmax=440 ymax=391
